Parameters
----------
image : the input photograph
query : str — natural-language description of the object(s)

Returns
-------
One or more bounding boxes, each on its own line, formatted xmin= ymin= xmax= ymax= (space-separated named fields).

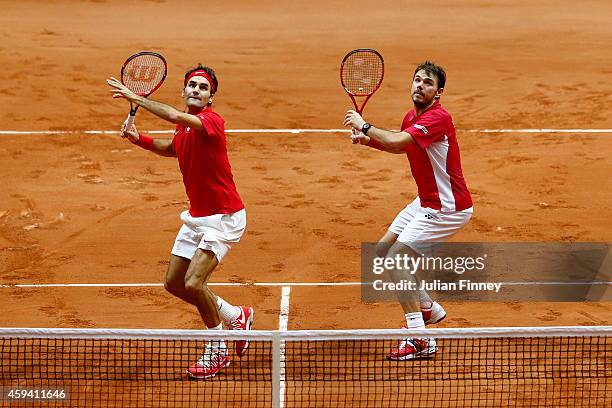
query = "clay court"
xmin=0 ymin=0 xmax=610 ymax=406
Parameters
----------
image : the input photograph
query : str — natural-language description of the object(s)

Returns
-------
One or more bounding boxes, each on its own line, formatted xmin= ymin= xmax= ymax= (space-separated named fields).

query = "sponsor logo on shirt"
xmin=414 ymin=124 xmax=428 ymax=134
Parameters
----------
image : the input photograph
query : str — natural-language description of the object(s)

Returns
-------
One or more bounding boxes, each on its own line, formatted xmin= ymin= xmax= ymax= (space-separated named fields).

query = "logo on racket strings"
xmin=127 ymin=65 xmax=161 ymax=82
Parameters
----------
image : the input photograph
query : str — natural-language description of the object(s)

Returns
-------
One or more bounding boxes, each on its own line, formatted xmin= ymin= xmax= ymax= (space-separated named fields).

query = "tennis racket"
xmin=120 ymin=51 xmax=167 ymax=131
xmin=340 ymin=48 xmax=384 ymax=115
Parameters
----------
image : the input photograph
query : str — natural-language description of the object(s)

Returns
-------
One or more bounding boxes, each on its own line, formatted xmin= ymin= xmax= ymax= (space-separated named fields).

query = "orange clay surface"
xmin=0 ymin=0 xmax=610 ymax=331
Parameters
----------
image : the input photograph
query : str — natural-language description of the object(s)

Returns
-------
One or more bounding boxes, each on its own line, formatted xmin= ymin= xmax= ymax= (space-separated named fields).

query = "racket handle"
xmin=124 ymin=113 xmax=136 ymax=133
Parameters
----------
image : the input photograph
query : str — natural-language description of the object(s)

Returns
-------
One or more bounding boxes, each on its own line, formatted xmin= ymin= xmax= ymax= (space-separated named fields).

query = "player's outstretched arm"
xmin=107 ymin=77 xmax=202 ymax=130
xmin=344 ymin=110 xmax=412 ymax=153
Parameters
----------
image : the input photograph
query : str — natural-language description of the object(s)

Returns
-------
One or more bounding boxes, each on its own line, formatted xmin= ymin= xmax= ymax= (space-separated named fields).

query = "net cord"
xmin=1 ymin=326 xmax=610 ymax=341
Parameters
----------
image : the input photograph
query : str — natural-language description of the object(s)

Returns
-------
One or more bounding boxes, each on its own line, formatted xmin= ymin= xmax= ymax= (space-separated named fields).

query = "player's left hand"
xmin=350 ymin=130 xmax=370 ymax=145
xmin=343 ymin=110 xmax=366 ymax=131
xmin=107 ymin=77 xmax=139 ymax=102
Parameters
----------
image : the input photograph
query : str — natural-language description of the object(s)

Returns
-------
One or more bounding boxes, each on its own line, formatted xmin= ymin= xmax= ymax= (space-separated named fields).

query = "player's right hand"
xmin=121 ymin=119 xmax=139 ymax=144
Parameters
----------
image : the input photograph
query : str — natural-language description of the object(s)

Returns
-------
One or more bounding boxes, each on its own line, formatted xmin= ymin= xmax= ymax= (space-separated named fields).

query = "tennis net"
xmin=1 ymin=326 xmax=610 ymax=407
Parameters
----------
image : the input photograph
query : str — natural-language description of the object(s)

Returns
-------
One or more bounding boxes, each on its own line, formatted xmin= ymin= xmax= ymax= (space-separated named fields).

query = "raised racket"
xmin=120 ymin=51 xmax=167 ymax=131
xmin=340 ymin=48 xmax=384 ymax=115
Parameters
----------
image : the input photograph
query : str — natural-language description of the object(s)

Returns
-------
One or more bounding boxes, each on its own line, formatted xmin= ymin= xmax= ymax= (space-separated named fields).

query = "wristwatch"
xmin=362 ymin=122 xmax=372 ymax=135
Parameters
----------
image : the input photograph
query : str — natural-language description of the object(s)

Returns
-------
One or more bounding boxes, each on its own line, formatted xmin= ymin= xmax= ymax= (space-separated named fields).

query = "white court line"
xmin=467 ymin=129 xmax=612 ymax=133
xmin=0 ymin=129 xmax=347 ymax=135
xmin=279 ymin=286 xmax=291 ymax=331
xmin=1 ymin=128 xmax=612 ymax=136
xmin=0 ymin=281 xmax=610 ymax=289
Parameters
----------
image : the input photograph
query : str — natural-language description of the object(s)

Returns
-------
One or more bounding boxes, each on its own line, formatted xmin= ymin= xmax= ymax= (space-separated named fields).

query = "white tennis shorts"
xmin=171 ymin=209 xmax=246 ymax=263
xmin=389 ymin=197 xmax=473 ymax=254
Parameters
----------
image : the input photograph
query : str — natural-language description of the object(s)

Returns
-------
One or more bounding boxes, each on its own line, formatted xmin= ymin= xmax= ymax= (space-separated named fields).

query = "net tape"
xmin=1 ymin=326 xmax=610 ymax=407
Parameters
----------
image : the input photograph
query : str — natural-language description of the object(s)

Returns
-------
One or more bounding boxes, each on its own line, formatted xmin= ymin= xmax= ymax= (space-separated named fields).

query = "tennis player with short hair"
xmin=344 ymin=61 xmax=473 ymax=360
xmin=107 ymin=64 xmax=253 ymax=378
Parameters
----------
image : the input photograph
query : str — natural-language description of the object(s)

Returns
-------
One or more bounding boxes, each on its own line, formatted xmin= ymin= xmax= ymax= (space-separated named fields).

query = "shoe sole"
xmin=386 ymin=347 xmax=437 ymax=361
xmin=425 ymin=304 xmax=447 ymax=325
xmin=236 ymin=307 xmax=254 ymax=358
xmin=426 ymin=313 xmax=446 ymax=325
xmin=186 ymin=359 xmax=231 ymax=380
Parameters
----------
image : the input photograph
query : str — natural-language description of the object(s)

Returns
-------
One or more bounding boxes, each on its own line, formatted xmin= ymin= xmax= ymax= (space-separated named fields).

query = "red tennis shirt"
xmin=172 ymin=107 xmax=244 ymax=217
xmin=401 ymin=101 xmax=473 ymax=212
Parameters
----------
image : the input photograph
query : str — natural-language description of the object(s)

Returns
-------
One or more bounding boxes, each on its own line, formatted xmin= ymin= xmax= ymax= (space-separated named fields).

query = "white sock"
xmin=405 ymin=312 xmax=426 ymax=329
xmin=217 ymin=296 xmax=240 ymax=323
xmin=208 ymin=323 xmax=226 ymax=351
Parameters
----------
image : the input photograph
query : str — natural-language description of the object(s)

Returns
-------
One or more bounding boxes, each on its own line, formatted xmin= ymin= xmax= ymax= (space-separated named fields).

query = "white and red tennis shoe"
xmin=228 ymin=306 xmax=254 ymax=357
xmin=421 ymin=301 xmax=446 ymax=325
xmin=187 ymin=345 xmax=230 ymax=379
xmin=387 ymin=335 xmax=437 ymax=361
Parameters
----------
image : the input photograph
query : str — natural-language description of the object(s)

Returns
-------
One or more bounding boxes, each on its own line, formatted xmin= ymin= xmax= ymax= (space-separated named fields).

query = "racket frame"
xmin=340 ymin=48 xmax=384 ymax=115
xmin=120 ymin=51 xmax=168 ymax=130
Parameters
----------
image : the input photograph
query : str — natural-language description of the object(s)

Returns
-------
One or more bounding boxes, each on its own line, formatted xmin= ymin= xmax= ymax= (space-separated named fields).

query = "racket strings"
xmin=341 ymin=52 xmax=384 ymax=96
xmin=122 ymin=55 xmax=166 ymax=96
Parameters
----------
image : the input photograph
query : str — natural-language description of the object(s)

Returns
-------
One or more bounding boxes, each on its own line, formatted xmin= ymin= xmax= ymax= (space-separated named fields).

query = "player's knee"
xmin=375 ymin=242 xmax=390 ymax=258
xmin=184 ymin=279 xmax=206 ymax=297
xmin=163 ymin=280 xmax=172 ymax=293
xmin=164 ymin=279 xmax=183 ymax=297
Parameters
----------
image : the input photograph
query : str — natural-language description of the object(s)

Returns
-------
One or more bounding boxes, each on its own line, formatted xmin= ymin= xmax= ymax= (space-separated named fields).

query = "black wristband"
xmin=362 ymin=123 xmax=372 ymax=135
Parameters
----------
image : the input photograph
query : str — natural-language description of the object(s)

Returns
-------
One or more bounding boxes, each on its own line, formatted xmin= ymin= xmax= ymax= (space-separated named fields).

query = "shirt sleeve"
xmin=196 ymin=111 xmax=224 ymax=137
xmin=402 ymin=111 xmax=448 ymax=150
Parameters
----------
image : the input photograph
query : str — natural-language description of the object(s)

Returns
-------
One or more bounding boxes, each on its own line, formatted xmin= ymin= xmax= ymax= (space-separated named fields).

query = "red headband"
xmin=185 ymin=70 xmax=217 ymax=94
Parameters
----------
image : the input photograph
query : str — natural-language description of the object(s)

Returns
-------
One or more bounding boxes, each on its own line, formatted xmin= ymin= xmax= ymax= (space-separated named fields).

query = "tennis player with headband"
xmin=107 ymin=64 xmax=253 ymax=379
xmin=344 ymin=61 xmax=473 ymax=361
